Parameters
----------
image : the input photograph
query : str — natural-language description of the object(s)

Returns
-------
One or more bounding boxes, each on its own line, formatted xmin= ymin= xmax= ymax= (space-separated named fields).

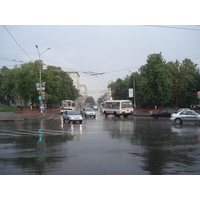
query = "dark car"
xmin=150 ymin=109 xmax=177 ymax=119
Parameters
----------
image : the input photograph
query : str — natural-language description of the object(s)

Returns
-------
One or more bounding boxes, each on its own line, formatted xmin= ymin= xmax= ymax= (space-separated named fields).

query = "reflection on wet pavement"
xmin=0 ymin=112 xmax=200 ymax=174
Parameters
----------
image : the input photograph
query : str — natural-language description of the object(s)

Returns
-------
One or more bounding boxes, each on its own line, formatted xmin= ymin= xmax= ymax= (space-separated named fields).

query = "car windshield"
xmin=68 ymin=111 xmax=79 ymax=115
xmin=85 ymin=108 xmax=93 ymax=111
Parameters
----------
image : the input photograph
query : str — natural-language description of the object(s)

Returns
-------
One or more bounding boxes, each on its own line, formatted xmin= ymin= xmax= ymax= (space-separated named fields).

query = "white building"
xmin=79 ymin=84 xmax=88 ymax=98
xmin=107 ymin=80 xmax=115 ymax=100
xmin=67 ymin=72 xmax=80 ymax=90
xmin=67 ymin=72 xmax=88 ymax=100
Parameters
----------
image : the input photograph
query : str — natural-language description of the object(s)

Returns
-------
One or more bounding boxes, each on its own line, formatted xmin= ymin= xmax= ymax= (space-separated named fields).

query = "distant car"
xmin=93 ymin=105 xmax=98 ymax=110
xmin=150 ymin=109 xmax=177 ymax=119
xmin=80 ymin=106 xmax=89 ymax=114
xmin=62 ymin=110 xmax=83 ymax=124
xmin=82 ymin=108 xmax=96 ymax=118
xmin=170 ymin=110 xmax=200 ymax=124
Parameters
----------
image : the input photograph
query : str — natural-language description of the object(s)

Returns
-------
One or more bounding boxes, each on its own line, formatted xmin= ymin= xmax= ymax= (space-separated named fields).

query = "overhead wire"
xmin=144 ymin=25 xmax=200 ymax=31
xmin=3 ymin=25 xmax=34 ymax=61
xmin=0 ymin=57 xmax=23 ymax=63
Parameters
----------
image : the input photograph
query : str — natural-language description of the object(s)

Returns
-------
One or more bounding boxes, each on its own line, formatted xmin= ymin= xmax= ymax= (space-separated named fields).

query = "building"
xmin=79 ymin=84 xmax=88 ymax=98
xmin=107 ymin=80 xmax=115 ymax=100
xmin=67 ymin=72 xmax=80 ymax=90
xmin=67 ymin=72 xmax=88 ymax=106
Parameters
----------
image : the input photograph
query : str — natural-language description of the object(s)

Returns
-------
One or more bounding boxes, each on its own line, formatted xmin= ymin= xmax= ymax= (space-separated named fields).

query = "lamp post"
xmin=35 ymin=45 xmax=51 ymax=115
xmin=129 ymin=70 xmax=136 ymax=108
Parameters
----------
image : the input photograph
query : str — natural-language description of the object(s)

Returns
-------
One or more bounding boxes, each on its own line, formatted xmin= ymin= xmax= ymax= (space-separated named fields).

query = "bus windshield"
xmin=121 ymin=102 xmax=132 ymax=108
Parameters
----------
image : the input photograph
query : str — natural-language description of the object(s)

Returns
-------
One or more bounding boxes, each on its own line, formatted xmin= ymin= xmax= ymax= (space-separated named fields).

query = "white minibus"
xmin=102 ymin=100 xmax=134 ymax=118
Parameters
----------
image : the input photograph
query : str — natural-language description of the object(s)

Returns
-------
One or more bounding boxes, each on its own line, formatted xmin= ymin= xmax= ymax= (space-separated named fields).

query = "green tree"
xmin=129 ymin=72 xmax=141 ymax=107
xmin=14 ymin=62 xmax=39 ymax=107
xmin=85 ymin=96 xmax=96 ymax=105
xmin=98 ymin=92 xmax=107 ymax=104
xmin=139 ymin=53 xmax=172 ymax=107
xmin=109 ymin=76 xmax=130 ymax=100
xmin=1 ymin=61 xmax=78 ymax=108
xmin=2 ymin=66 xmax=21 ymax=106
xmin=0 ymin=66 xmax=10 ymax=105
xmin=166 ymin=59 xmax=199 ymax=107
xmin=42 ymin=65 xmax=78 ymax=106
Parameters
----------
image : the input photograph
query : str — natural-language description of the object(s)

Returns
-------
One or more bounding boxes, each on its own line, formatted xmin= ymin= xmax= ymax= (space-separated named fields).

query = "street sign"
xmin=41 ymin=82 xmax=46 ymax=87
xmin=129 ymin=88 xmax=133 ymax=98
xmin=37 ymin=87 xmax=45 ymax=91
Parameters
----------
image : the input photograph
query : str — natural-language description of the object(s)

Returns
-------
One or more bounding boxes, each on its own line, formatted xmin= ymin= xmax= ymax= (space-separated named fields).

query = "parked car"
xmin=170 ymin=110 xmax=200 ymax=124
xmin=150 ymin=109 xmax=177 ymax=119
xmin=82 ymin=108 xmax=96 ymax=118
xmin=62 ymin=110 xmax=83 ymax=124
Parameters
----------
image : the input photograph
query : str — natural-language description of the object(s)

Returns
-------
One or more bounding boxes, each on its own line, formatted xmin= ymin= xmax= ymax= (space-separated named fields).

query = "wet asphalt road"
xmin=0 ymin=111 xmax=200 ymax=175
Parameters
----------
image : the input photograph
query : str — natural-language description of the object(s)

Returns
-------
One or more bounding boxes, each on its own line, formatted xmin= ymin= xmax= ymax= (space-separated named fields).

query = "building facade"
xmin=67 ymin=72 xmax=80 ymax=91
xmin=67 ymin=72 xmax=88 ymax=105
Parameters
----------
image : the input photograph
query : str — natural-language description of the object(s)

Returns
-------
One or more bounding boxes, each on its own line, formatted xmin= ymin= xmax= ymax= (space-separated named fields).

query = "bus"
xmin=60 ymin=100 xmax=76 ymax=114
xmin=102 ymin=100 xmax=134 ymax=118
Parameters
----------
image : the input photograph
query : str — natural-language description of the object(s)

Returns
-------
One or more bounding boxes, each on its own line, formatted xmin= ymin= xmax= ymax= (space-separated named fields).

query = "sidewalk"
xmin=0 ymin=108 xmax=60 ymax=122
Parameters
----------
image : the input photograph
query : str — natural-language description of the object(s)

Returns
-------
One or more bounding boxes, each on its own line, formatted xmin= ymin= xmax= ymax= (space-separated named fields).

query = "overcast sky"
xmin=1 ymin=1 xmax=200 ymax=99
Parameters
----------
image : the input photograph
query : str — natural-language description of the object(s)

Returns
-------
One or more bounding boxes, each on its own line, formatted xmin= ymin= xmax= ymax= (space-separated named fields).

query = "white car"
xmin=170 ymin=110 xmax=200 ymax=124
xmin=62 ymin=110 xmax=83 ymax=124
xmin=82 ymin=108 xmax=96 ymax=118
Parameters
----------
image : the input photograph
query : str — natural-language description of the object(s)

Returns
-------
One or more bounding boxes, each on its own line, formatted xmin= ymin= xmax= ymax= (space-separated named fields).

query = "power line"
xmin=104 ymin=66 xmax=136 ymax=74
xmin=0 ymin=57 xmax=23 ymax=63
xmin=3 ymin=25 xmax=34 ymax=61
xmin=144 ymin=25 xmax=200 ymax=31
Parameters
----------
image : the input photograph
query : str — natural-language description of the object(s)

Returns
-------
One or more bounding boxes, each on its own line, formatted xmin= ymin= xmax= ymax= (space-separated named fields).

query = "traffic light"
xmin=38 ymin=96 xmax=42 ymax=101
xmin=42 ymin=92 xmax=45 ymax=100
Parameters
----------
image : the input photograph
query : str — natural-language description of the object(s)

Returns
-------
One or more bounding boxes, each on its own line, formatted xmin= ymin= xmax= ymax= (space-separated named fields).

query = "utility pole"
xmin=133 ymin=77 xmax=136 ymax=108
xmin=35 ymin=45 xmax=51 ymax=115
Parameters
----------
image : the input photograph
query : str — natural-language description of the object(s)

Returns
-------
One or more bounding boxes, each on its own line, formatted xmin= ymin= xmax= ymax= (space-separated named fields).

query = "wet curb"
xmin=0 ymin=116 xmax=44 ymax=122
xmin=0 ymin=108 xmax=60 ymax=122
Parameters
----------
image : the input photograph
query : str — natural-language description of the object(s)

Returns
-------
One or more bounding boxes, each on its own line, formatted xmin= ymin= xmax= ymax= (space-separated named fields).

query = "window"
xmin=188 ymin=111 xmax=196 ymax=115
xmin=180 ymin=111 xmax=188 ymax=115
xmin=121 ymin=102 xmax=132 ymax=108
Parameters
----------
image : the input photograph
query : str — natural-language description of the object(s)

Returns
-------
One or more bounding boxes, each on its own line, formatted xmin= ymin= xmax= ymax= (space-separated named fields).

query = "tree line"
xmin=0 ymin=61 xmax=78 ymax=107
xmin=108 ymin=53 xmax=200 ymax=108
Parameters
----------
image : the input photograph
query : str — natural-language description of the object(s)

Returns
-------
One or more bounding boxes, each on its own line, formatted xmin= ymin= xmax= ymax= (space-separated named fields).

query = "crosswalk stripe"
xmin=0 ymin=129 xmax=66 ymax=136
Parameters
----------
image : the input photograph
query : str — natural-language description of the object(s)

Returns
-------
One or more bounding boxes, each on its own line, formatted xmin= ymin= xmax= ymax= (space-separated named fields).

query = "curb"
xmin=0 ymin=116 xmax=43 ymax=122
xmin=0 ymin=110 xmax=59 ymax=122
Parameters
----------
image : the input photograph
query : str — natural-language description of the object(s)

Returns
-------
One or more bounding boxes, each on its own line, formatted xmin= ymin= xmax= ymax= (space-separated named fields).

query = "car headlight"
xmin=70 ymin=117 xmax=74 ymax=119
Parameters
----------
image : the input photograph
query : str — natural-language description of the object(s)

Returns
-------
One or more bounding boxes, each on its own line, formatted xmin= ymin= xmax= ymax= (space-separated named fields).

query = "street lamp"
xmin=35 ymin=45 xmax=51 ymax=115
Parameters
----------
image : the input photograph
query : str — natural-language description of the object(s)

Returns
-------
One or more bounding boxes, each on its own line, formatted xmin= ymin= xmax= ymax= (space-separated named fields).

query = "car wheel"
xmin=175 ymin=118 xmax=182 ymax=124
